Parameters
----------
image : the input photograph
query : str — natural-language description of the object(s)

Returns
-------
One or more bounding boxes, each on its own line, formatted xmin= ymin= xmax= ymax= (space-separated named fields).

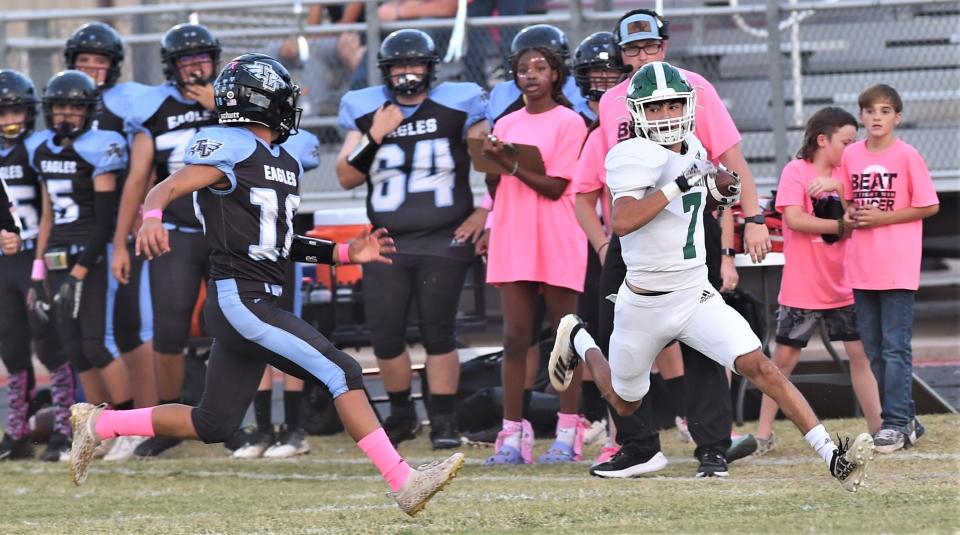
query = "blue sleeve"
xmin=76 ymin=131 xmax=128 ymax=176
xmin=429 ymin=82 xmax=489 ymax=139
xmin=282 ymin=130 xmax=321 ymax=172
xmin=123 ymin=84 xmax=170 ymax=138
xmin=338 ymin=86 xmax=390 ymax=131
xmin=103 ymin=82 xmax=149 ymax=124
xmin=25 ymin=131 xmax=51 ymax=171
xmin=563 ymin=77 xmax=586 ymax=111
xmin=486 ymin=80 xmax=520 ymax=125
xmin=574 ymin=99 xmax=597 ymax=123
xmin=183 ymin=127 xmax=257 ymax=194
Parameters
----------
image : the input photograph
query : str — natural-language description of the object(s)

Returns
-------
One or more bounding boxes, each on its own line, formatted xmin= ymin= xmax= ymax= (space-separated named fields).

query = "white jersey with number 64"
xmin=606 ymin=134 xmax=710 ymax=292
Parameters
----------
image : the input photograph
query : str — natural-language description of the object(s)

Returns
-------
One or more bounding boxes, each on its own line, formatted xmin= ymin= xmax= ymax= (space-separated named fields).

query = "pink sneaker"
xmin=593 ymin=445 xmax=620 ymax=466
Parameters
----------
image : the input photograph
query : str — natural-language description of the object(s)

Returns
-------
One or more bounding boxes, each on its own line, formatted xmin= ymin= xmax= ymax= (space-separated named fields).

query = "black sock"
xmin=160 ymin=398 xmax=180 ymax=405
xmin=522 ymin=389 xmax=533 ymax=420
xmin=580 ymin=381 xmax=606 ymax=423
xmin=388 ymin=389 xmax=413 ymax=414
xmin=115 ymin=399 xmax=134 ymax=411
xmin=663 ymin=376 xmax=686 ymax=419
xmin=283 ymin=390 xmax=303 ymax=429
xmin=428 ymin=394 xmax=457 ymax=417
xmin=254 ymin=390 xmax=273 ymax=434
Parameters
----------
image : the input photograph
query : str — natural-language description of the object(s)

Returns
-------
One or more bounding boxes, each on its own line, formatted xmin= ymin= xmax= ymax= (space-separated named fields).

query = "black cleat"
xmin=590 ymin=448 xmax=668 ymax=478
xmin=429 ymin=413 xmax=461 ymax=450
xmin=384 ymin=407 xmax=422 ymax=446
xmin=0 ymin=433 xmax=35 ymax=461
xmin=40 ymin=432 xmax=71 ymax=462
xmin=696 ymin=448 xmax=729 ymax=478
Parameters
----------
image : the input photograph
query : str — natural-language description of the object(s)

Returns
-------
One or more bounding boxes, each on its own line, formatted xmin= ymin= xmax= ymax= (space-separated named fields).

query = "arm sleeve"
xmin=290 ymin=234 xmax=336 ymax=264
xmin=75 ymin=191 xmax=115 ymax=268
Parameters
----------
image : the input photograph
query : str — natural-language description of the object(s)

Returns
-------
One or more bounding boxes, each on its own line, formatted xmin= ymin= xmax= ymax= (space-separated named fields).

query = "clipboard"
xmin=467 ymin=137 xmax=546 ymax=175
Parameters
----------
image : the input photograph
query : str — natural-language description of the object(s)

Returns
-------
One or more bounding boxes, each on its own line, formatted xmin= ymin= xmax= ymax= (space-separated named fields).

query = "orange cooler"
xmin=307 ymin=207 xmax=370 ymax=288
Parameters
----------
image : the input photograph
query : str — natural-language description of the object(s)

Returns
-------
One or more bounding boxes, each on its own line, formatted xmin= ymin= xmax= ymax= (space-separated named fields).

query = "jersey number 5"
xmin=370 ymin=139 xmax=455 ymax=212
xmin=249 ymin=187 xmax=300 ymax=261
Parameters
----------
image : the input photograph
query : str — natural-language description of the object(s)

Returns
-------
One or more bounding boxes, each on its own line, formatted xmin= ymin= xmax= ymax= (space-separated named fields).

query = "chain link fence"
xmin=3 ymin=0 xmax=958 ymax=211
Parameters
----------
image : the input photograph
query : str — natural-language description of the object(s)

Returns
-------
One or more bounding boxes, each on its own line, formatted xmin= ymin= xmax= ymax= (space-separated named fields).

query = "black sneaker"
xmin=463 ymin=424 xmax=500 ymax=445
xmin=134 ymin=436 xmax=184 ymax=458
xmin=726 ymin=434 xmax=758 ymax=463
xmin=589 ymin=448 xmax=668 ymax=478
xmin=384 ymin=407 xmax=422 ymax=446
xmin=40 ymin=432 xmax=71 ymax=462
xmin=696 ymin=449 xmax=729 ymax=477
xmin=0 ymin=433 xmax=35 ymax=460
xmin=429 ymin=413 xmax=461 ymax=450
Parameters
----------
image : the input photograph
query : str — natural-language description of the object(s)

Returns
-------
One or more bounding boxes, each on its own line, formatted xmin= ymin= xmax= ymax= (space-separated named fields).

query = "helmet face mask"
xmin=0 ymin=69 xmax=39 ymax=141
xmin=625 ymin=62 xmax=695 ymax=145
xmin=215 ymin=54 xmax=302 ymax=144
xmin=64 ymin=22 xmax=124 ymax=89
xmin=161 ymin=24 xmax=222 ymax=86
xmin=378 ymin=30 xmax=438 ymax=97
xmin=573 ymin=32 xmax=623 ymax=101
xmin=42 ymin=70 xmax=98 ymax=141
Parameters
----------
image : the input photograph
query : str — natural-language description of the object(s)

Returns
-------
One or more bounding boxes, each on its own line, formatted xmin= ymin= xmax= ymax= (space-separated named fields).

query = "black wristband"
xmin=346 ymin=133 xmax=381 ymax=175
xmin=721 ymin=247 xmax=737 ymax=257
xmin=674 ymin=175 xmax=691 ymax=192
xmin=290 ymin=234 xmax=336 ymax=265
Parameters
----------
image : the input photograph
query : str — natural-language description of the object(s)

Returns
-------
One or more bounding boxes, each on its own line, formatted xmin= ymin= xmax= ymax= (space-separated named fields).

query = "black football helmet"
xmin=42 ymin=70 xmax=99 ymax=140
xmin=0 ymin=69 xmax=39 ymax=141
xmin=510 ymin=24 xmax=570 ymax=62
xmin=377 ymin=29 xmax=439 ymax=96
xmin=161 ymin=23 xmax=222 ymax=86
xmin=573 ymin=32 xmax=623 ymax=101
xmin=64 ymin=22 xmax=124 ymax=89
xmin=214 ymin=54 xmax=301 ymax=144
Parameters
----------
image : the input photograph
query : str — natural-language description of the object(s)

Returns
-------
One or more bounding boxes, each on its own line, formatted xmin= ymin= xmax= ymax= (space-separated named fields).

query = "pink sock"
xmin=94 ymin=407 xmax=156 ymax=440
xmin=357 ymin=428 xmax=412 ymax=492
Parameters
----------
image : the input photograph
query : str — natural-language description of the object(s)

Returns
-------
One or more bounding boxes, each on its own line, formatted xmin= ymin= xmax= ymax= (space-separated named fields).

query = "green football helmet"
xmin=625 ymin=61 xmax=696 ymax=145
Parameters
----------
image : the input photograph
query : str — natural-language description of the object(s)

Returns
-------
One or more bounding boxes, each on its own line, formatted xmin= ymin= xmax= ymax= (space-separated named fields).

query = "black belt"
xmin=224 ymin=278 xmax=284 ymax=297
xmin=624 ymin=279 xmax=672 ymax=296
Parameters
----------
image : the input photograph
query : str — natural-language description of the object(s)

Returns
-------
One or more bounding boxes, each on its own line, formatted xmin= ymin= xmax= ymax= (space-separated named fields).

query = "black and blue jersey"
xmin=186 ymin=127 xmax=303 ymax=287
xmin=125 ymin=83 xmax=217 ymax=230
xmin=30 ymin=129 xmax=127 ymax=247
xmin=93 ymin=82 xmax=148 ymax=134
xmin=338 ymin=82 xmax=486 ymax=257
xmin=281 ymin=129 xmax=321 ymax=172
xmin=0 ymin=133 xmax=46 ymax=244
xmin=485 ymin=76 xmax=585 ymax=125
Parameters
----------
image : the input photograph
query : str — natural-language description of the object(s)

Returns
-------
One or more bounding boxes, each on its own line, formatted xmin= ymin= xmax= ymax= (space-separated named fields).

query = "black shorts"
xmin=108 ymin=240 xmax=153 ymax=353
xmin=190 ymin=278 xmax=363 ymax=444
xmin=0 ymin=250 xmax=65 ymax=373
xmin=362 ymin=253 xmax=471 ymax=358
xmin=775 ymin=305 xmax=860 ymax=348
xmin=48 ymin=252 xmax=115 ymax=372
xmin=149 ymin=230 xmax=209 ymax=354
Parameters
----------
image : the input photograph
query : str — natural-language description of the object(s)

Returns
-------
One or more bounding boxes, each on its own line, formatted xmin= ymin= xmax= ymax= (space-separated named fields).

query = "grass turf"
xmin=1 ymin=414 xmax=957 ymax=534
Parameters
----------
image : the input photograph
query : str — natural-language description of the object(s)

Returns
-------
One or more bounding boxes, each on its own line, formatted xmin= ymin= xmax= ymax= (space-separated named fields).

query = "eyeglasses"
xmin=621 ymin=42 xmax=663 ymax=57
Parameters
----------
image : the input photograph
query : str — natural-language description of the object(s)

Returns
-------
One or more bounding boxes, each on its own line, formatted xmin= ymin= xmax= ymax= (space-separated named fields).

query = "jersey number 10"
xmin=370 ymin=139 xmax=455 ymax=212
xmin=249 ymin=187 xmax=300 ymax=261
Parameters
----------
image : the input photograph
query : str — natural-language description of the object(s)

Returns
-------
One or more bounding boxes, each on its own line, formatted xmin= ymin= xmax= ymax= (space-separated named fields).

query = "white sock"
xmin=804 ymin=424 xmax=836 ymax=466
xmin=501 ymin=420 xmax=522 ymax=450
xmin=556 ymin=425 xmax=576 ymax=447
xmin=573 ymin=327 xmax=599 ymax=358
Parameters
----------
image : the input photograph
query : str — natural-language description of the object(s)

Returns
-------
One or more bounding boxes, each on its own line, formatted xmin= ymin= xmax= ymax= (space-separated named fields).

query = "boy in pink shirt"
xmin=753 ymin=107 xmax=881 ymax=455
xmin=841 ymin=84 xmax=940 ymax=453
xmin=482 ymin=45 xmax=588 ymax=465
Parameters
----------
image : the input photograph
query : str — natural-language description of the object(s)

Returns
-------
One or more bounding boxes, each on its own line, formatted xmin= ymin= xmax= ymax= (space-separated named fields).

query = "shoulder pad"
xmin=338 ymin=86 xmax=391 ymax=131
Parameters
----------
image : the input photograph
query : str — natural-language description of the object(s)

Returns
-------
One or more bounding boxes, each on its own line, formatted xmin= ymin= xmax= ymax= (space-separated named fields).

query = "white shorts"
xmin=609 ymin=281 xmax=762 ymax=402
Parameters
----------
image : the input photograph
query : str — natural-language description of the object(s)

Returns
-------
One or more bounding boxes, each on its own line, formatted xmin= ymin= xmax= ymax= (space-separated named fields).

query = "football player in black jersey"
xmin=0 ymin=70 xmax=76 ymax=462
xmin=70 ymin=54 xmax=465 ymax=517
xmin=111 ymin=23 xmax=221 ymax=458
xmin=65 ymin=22 xmax=158 ymax=461
xmin=32 ymin=70 xmax=133 ymax=461
xmin=335 ymin=29 xmax=489 ymax=450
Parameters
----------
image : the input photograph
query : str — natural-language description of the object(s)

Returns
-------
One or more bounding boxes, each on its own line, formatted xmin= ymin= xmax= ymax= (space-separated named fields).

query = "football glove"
xmin=26 ymin=280 xmax=52 ymax=325
xmin=54 ymin=275 xmax=83 ymax=320
xmin=676 ymin=159 xmax=716 ymax=192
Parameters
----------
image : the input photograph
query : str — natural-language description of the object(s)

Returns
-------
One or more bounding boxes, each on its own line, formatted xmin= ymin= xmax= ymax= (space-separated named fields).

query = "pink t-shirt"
xmin=840 ymin=139 xmax=939 ymax=290
xmin=596 ymin=69 xmax=742 ymax=163
xmin=775 ymin=159 xmax=853 ymax=309
xmin=573 ymin=127 xmax=611 ymax=228
xmin=486 ymin=105 xmax=588 ymax=291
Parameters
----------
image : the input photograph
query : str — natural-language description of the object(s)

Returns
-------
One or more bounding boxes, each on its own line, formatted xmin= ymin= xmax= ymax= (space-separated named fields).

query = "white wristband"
xmin=661 ymin=181 xmax=681 ymax=202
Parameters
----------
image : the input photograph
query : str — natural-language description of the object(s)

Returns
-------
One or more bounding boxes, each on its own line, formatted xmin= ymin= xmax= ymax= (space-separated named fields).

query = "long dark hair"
xmin=796 ymin=106 xmax=858 ymax=161
xmin=511 ymin=45 xmax=572 ymax=109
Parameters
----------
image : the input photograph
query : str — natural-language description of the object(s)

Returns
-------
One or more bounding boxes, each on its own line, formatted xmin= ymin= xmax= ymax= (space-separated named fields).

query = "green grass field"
xmin=1 ymin=414 xmax=957 ymax=534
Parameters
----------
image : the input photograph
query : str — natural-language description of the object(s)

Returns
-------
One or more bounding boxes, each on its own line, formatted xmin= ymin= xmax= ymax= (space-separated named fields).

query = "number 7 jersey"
xmin=185 ymin=127 xmax=302 ymax=287
xmin=606 ymin=134 xmax=710 ymax=292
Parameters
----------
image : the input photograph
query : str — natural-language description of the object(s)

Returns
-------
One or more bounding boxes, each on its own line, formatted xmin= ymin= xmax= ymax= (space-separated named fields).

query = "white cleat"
xmin=548 ymin=314 xmax=585 ymax=392
xmin=69 ymin=403 xmax=107 ymax=485
xmin=830 ymin=433 xmax=875 ymax=492
xmin=391 ymin=452 xmax=465 ymax=517
xmin=103 ymin=435 xmax=146 ymax=462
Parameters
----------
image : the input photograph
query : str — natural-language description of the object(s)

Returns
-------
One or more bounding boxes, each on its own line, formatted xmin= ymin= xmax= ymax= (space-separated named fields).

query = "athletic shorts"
xmin=775 ymin=304 xmax=859 ymax=348
xmin=362 ymin=253 xmax=471 ymax=358
xmin=609 ymin=280 xmax=761 ymax=402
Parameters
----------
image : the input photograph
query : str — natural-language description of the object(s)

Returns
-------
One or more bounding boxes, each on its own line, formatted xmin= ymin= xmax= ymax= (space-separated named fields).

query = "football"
xmin=706 ymin=166 xmax=742 ymax=211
